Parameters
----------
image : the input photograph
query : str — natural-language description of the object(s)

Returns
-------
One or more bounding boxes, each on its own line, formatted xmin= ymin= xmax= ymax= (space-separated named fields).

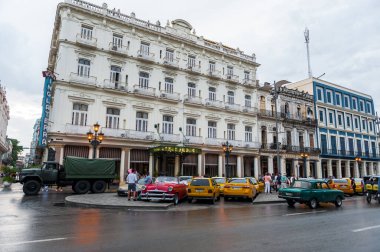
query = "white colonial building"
xmin=43 ymin=0 xmax=322 ymax=182
xmin=0 ymin=83 xmax=10 ymax=168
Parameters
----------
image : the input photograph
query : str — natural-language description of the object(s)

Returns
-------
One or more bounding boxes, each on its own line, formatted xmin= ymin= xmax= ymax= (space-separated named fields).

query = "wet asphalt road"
xmin=1 ymin=186 xmax=380 ymax=252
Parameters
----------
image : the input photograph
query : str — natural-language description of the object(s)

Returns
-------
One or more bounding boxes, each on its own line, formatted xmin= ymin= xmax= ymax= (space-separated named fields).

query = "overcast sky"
xmin=0 ymin=0 xmax=379 ymax=154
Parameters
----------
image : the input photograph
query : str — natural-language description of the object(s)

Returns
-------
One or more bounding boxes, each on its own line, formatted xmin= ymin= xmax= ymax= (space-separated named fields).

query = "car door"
xmin=311 ymin=182 xmax=325 ymax=202
xmin=321 ymin=182 xmax=335 ymax=202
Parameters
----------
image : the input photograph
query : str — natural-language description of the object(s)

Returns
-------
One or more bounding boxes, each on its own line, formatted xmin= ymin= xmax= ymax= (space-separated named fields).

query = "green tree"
xmin=9 ymin=139 xmax=23 ymax=167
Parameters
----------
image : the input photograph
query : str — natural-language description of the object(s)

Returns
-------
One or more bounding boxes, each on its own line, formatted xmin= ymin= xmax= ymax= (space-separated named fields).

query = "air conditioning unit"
xmin=145 ymin=135 xmax=153 ymax=140
xmin=206 ymin=102 xmax=211 ymax=106
xmin=227 ymin=75 xmax=232 ymax=80
xmin=188 ymin=65 xmax=193 ymax=70
xmin=112 ymin=45 xmax=118 ymax=51
xmin=160 ymin=93 xmax=167 ymax=98
xmin=121 ymin=133 xmax=126 ymax=137
xmin=243 ymin=108 xmax=248 ymax=112
xmin=245 ymin=144 xmax=250 ymax=148
xmin=225 ymin=105 xmax=230 ymax=109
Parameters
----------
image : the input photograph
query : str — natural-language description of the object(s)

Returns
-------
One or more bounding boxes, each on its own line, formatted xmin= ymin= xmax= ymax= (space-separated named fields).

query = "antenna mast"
xmin=304 ymin=27 xmax=312 ymax=78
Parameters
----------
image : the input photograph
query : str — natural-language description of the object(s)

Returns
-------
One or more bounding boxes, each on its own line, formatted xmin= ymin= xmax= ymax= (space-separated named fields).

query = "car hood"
xmin=20 ymin=168 xmax=41 ymax=176
xmin=145 ymin=182 xmax=178 ymax=191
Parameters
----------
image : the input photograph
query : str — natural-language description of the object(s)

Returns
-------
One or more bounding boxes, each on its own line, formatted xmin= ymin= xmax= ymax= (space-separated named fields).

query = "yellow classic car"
xmin=245 ymin=177 xmax=264 ymax=194
xmin=332 ymin=179 xmax=354 ymax=196
xmin=187 ymin=178 xmax=220 ymax=204
xmin=212 ymin=177 xmax=227 ymax=195
xmin=224 ymin=178 xmax=257 ymax=202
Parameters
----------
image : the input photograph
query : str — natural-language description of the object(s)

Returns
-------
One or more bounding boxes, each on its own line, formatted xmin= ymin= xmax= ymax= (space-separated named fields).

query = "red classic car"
xmin=140 ymin=176 xmax=187 ymax=205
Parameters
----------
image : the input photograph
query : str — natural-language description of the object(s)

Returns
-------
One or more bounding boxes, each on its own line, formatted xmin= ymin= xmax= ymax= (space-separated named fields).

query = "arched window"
xmin=72 ymin=103 xmax=88 ymax=126
xmin=186 ymin=118 xmax=197 ymax=136
xmin=106 ymin=108 xmax=120 ymax=129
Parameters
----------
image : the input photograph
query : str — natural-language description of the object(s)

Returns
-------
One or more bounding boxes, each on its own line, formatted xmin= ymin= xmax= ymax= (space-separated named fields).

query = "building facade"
xmin=0 ymin=84 xmax=10 ymax=168
xmin=30 ymin=119 xmax=42 ymax=165
xmin=45 ymin=0 xmax=265 ymax=181
xmin=286 ymin=78 xmax=380 ymax=178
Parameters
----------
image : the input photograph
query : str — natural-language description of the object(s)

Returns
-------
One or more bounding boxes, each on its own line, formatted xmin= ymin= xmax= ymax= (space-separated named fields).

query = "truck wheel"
xmin=91 ymin=180 xmax=107 ymax=193
xmin=23 ymin=180 xmax=41 ymax=195
xmin=73 ymin=180 xmax=91 ymax=194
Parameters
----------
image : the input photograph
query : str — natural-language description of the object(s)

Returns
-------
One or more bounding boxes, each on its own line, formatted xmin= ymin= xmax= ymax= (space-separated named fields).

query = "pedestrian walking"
xmin=264 ymin=173 xmax=272 ymax=194
xmin=126 ymin=169 xmax=138 ymax=201
xmin=281 ymin=173 xmax=289 ymax=189
xmin=351 ymin=177 xmax=356 ymax=194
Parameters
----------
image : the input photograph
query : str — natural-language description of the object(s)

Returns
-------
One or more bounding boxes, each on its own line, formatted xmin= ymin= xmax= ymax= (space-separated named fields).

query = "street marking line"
xmin=0 ymin=238 xmax=67 ymax=246
xmin=284 ymin=210 xmax=327 ymax=216
xmin=352 ymin=225 xmax=380 ymax=233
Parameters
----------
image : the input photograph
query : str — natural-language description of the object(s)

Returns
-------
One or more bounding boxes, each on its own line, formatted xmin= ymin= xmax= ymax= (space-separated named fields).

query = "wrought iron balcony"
xmin=108 ymin=42 xmax=129 ymax=55
xmin=137 ymin=50 xmax=155 ymax=61
xmin=159 ymin=91 xmax=180 ymax=101
xmin=186 ymin=64 xmax=201 ymax=74
xmin=225 ymin=102 xmax=241 ymax=111
xmin=205 ymin=99 xmax=224 ymax=109
xmin=242 ymin=106 xmax=258 ymax=114
xmin=158 ymin=133 xmax=181 ymax=143
xmin=184 ymin=136 xmax=204 ymax=145
xmin=258 ymin=109 xmax=281 ymax=118
xmin=204 ymin=138 xmax=225 ymax=146
xmin=163 ymin=57 xmax=179 ymax=68
xmin=225 ymin=74 xmax=239 ymax=82
xmin=184 ymin=95 xmax=203 ymax=105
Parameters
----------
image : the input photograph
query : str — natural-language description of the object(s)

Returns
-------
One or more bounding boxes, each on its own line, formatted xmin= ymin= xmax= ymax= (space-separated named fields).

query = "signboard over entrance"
xmin=150 ymin=146 xmax=201 ymax=154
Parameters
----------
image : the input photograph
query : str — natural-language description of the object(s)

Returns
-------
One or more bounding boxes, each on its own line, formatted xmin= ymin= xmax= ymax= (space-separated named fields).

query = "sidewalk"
xmin=253 ymin=192 xmax=286 ymax=205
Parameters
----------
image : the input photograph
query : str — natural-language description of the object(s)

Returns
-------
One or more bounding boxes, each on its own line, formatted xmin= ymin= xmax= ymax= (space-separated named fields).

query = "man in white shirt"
xmin=126 ymin=169 xmax=138 ymax=201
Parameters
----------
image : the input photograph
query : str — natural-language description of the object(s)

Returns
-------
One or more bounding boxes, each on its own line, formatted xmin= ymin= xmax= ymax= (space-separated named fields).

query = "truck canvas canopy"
xmin=64 ymin=156 xmax=116 ymax=179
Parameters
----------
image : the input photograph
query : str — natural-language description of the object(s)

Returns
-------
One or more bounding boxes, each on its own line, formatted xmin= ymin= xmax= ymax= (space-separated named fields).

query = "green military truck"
xmin=19 ymin=156 xmax=116 ymax=195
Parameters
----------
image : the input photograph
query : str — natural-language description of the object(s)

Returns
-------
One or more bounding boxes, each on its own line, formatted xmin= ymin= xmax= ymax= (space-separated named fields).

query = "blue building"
xmin=286 ymin=78 xmax=379 ymax=178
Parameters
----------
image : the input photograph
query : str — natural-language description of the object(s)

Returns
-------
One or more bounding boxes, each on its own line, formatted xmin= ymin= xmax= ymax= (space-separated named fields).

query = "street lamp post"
xmin=270 ymin=82 xmax=281 ymax=175
xmin=355 ymin=156 xmax=362 ymax=177
xmin=300 ymin=152 xmax=309 ymax=178
xmin=86 ymin=122 xmax=104 ymax=159
xmin=222 ymin=141 xmax=233 ymax=178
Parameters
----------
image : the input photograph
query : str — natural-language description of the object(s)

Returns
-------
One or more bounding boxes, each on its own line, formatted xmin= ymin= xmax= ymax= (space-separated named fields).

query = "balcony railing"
xmin=320 ymin=149 xmax=380 ymax=159
xmin=133 ymin=85 xmax=156 ymax=97
xmin=258 ymin=109 xmax=281 ymax=118
xmin=242 ymin=106 xmax=258 ymax=114
xmin=205 ymin=99 xmax=224 ymax=109
xmin=207 ymin=69 xmax=221 ymax=79
xmin=158 ymin=133 xmax=181 ymax=143
xmin=65 ymin=124 xmax=90 ymax=135
xmin=204 ymin=138 xmax=225 ymax=146
xmin=122 ymin=130 xmax=155 ymax=140
xmin=184 ymin=95 xmax=203 ymax=105
xmin=163 ymin=57 xmax=179 ymax=68
xmin=137 ymin=50 xmax=155 ymax=61
xmin=69 ymin=73 xmax=97 ymax=86
xmin=281 ymin=145 xmax=321 ymax=154
xmin=103 ymin=79 xmax=128 ymax=92
xmin=242 ymin=79 xmax=256 ymax=86
xmin=225 ymin=74 xmax=239 ymax=82
xmin=108 ymin=42 xmax=129 ymax=55
xmin=184 ymin=136 xmax=204 ymax=144
xmin=226 ymin=139 xmax=243 ymax=147
xmin=159 ymin=91 xmax=180 ymax=101
xmin=225 ymin=103 xmax=241 ymax=111
xmin=186 ymin=64 xmax=201 ymax=73
xmin=76 ymin=33 xmax=97 ymax=47
xmin=244 ymin=141 xmax=261 ymax=149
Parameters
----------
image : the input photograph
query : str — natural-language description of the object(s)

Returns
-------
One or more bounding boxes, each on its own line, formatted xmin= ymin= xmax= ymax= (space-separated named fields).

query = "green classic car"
xmin=278 ymin=179 xmax=345 ymax=209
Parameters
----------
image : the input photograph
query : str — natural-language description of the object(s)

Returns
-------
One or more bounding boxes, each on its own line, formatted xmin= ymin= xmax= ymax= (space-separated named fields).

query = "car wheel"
xmin=335 ymin=196 xmax=343 ymax=207
xmin=309 ymin=198 xmax=318 ymax=209
xmin=287 ymin=199 xmax=296 ymax=207
xmin=187 ymin=198 xmax=193 ymax=203
xmin=73 ymin=180 xmax=91 ymax=194
xmin=173 ymin=193 xmax=179 ymax=205
xmin=366 ymin=193 xmax=372 ymax=204
xmin=23 ymin=180 xmax=41 ymax=195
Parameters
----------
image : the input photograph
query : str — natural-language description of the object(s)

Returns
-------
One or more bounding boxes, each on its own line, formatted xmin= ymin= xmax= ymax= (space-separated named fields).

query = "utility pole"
xmin=304 ymin=27 xmax=312 ymax=78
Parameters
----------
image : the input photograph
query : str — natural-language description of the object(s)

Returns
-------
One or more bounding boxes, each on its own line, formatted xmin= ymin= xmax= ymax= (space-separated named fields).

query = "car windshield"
xmin=291 ymin=181 xmax=311 ymax=189
xmin=138 ymin=178 xmax=148 ymax=185
xmin=247 ymin=177 xmax=257 ymax=184
xmin=213 ymin=178 xmax=226 ymax=184
xmin=228 ymin=178 xmax=247 ymax=184
xmin=191 ymin=179 xmax=210 ymax=186
xmin=156 ymin=176 xmax=178 ymax=183
xmin=179 ymin=176 xmax=192 ymax=181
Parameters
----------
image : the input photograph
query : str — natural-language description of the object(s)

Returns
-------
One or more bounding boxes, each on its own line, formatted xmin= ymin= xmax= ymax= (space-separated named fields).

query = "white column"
xmin=306 ymin=159 xmax=311 ymax=178
xmin=316 ymin=159 xmax=322 ymax=179
xmin=59 ymin=146 xmax=64 ymax=165
xmin=197 ymin=153 xmax=202 ymax=176
xmin=327 ymin=159 xmax=333 ymax=177
xmin=149 ymin=154 xmax=154 ymax=176
xmin=88 ymin=148 xmax=93 ymax=159
xmin=293 ymin=160 xmax=299 ymax=178
xmin=369 ymin=162 xmax=374 ymax=176
xmin=354 ymin=161 xmax=360 ymax=178
xmin=241 ymin=156 xmax=245 ymax=177
xmin=254 ymin=156 xmax=259 ymax=179
xmin=237 ymin=155 xmax=242 ymax=178
xmin=337 ymin=160 xmax=342 ymax=179
xmin=268 ymin=155 xmax=274 ymax=174
xmin=280 ymin=156 xmax=286 ymax=175
xmin=202 ymin=153 xmax=206 ymax=176
xmin=126 ymin=149 xmax=131 ymax=173
xmin=345 ymin=160 xmax=351 ymax=178
xmin=362 ymin=161 xmax=367 ymax=176
xmin=95 ymin=147 xmax=100 ymax=158
xmin=218 ymin=154 xmax=223 ymax=177
xmin=119 ymin=149 xmax=126 ymax=185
